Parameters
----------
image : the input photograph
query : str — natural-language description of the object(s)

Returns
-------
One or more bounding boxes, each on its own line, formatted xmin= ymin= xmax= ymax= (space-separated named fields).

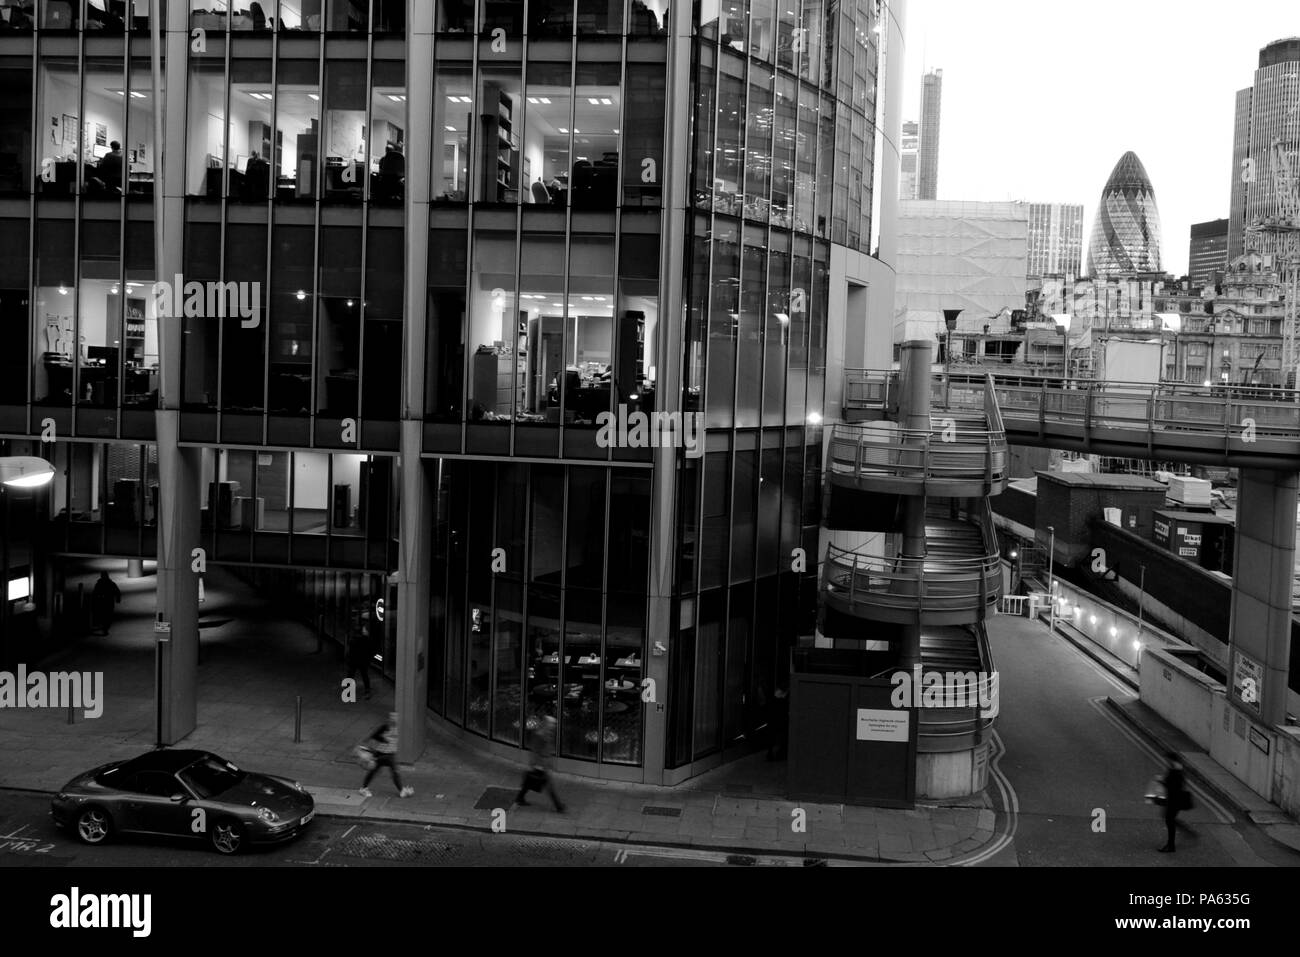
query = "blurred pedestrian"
xmin=90 ymin=571 xmax=121 ymax=636
xmin=359 ymin=712 xmax=413 ymax=798
xmin=515 ymin=715 xmax=565 ymax=813
xmin=345 ymin=614 xmax=372 ymax=699
xmin=1157 ymin=752 xmax=1193 ymax=852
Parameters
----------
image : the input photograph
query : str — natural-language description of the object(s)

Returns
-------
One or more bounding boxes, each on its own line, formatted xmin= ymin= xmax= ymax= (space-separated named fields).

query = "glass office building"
xmin=1086 ymin=150 xmax=1162 ymax=278
xmin=0 ymin=0 xmax=899 ymax=784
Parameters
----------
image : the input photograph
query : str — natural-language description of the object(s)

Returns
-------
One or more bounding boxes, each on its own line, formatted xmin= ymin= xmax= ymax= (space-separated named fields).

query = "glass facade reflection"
xmin=1 ymin=0 xmax=884 ymax=781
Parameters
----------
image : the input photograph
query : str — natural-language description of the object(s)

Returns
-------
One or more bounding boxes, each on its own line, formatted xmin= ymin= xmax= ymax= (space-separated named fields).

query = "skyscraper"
xmin=899 ymin=120 xmax=919 ymax=200
xmin=1227 ymin=38 xmax=1300 ymax=263
xmin=1188 ymin=219 xmax=1229 ymax=286
xmin=917 ymin=69 xmax=942 ymax=200
xmin=1086 ymin=151 xmax=1163 ymax=277
xmin=1026 ymin=203 xmax=1084 ymax=280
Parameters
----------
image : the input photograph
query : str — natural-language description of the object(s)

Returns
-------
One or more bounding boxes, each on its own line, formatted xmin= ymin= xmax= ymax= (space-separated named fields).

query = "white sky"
xmin=899 ymin=0 xmax=1300 ymax=276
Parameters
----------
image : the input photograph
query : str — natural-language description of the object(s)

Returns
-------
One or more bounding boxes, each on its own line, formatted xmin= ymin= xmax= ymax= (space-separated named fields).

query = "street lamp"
xmin=1051 ymin=314 xmax=1072 ymax=381
xmin=0 ymin=456 xmax=54 ymax=488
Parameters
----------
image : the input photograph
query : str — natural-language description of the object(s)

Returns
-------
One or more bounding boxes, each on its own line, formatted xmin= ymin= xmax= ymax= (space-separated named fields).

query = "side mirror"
xmin=170 ymin=793 xmax=187 ymax=803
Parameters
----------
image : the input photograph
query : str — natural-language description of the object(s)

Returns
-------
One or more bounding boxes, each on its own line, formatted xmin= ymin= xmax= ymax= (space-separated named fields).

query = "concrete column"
xmin=394 ymin=1 xmax=436 ymax=763
xmin=151 ymin=0 xmax=201 ymax=744
xmin=896 ymin=339 xmax=931 ymax=670
xmin=640 ymin=0 xmax=694 ymax=784
xmin=1226 ymin=468 xmax=1297 ymax=727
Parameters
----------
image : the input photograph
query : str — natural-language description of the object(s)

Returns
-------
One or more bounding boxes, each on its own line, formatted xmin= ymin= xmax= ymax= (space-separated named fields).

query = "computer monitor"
xmin=86 ymin=345 xmax=117 ymax=365
xmin=91 ymin=144 xmax=110 ymax=159
xmin=235 ymin=154 xmax=249 ymax=173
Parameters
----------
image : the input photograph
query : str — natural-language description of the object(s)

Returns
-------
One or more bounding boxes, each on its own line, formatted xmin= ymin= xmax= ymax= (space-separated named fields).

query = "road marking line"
xmin=952 ymin=730 xmax=1018 ymax=867
xmin=1087 ymin=696 xmax=1234 ymax=824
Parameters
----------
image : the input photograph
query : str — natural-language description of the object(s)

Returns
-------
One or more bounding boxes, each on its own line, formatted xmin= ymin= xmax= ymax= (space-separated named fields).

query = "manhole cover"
xmin=642 ymin=805 xmax=682 ymax=817
xmin=474 ymin=786 xmax=518 ymax=810
xmin=335 ymin=834 xmax=460 ymax=863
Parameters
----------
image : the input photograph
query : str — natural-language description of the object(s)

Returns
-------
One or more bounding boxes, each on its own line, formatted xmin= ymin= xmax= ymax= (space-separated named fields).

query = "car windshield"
xmin=177 ymin=756 xmax=246 ymax=799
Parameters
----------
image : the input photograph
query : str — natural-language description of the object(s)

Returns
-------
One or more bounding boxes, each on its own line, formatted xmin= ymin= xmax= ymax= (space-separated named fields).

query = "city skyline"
xmin=901 ymin=0 xmax=1300 ymax=277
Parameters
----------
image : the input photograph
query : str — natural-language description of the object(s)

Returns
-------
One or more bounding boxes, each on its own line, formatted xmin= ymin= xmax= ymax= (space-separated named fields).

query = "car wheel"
xmin=210 ymin=819 xmax=244 ymax=855
xmin=75 ymin=806 xmax=113 ymax=845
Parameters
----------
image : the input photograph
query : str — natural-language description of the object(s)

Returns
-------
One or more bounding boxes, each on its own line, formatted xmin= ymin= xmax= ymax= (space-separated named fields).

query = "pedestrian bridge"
xmin=844 ymin=370 xmax=1300 ymax=469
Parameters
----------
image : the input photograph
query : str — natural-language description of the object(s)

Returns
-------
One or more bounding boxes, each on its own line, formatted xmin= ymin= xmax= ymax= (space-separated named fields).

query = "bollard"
xmin=294 ymin=695 xmax=302 ymax=743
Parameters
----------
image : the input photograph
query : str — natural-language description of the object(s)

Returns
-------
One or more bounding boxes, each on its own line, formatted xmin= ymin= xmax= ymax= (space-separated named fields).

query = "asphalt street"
xmin=981 ymin=620 xmax=1300 ymax=868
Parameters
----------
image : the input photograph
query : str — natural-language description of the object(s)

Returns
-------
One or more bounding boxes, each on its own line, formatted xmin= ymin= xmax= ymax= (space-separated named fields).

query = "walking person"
xmin=345 ymin=616 xmax=372 ymax=699
xmin=1157 ymin=752 xmax=1193 ymax=852
xmin=514 ymin=715 xmax=565 ymax=813
xmin=90 ymin=570 xmax=121 ymax=636
xmin=359 ymin=712 xmax=414 ymax=798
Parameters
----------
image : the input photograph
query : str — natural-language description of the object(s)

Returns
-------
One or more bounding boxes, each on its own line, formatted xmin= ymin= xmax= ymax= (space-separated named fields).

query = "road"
xmin=979 ymin=616 xmax=1300 ymax=867
xmin=0 ymin=790 xmax=764 ymax=867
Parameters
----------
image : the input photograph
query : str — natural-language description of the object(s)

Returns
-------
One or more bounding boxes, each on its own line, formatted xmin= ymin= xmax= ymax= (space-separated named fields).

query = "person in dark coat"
xmin=515 ymin=715 xmax=565 ymax=813
xmin=1157 ymin=752 xmax=1193 ymax=852
xmin=92 ymin=141 xmax=124 ymax=194
xmin=90 ymin=571 xmax=121 ymax=635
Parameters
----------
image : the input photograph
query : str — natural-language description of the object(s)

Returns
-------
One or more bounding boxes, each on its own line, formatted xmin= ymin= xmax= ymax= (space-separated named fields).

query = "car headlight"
xmin=258 ymin=807 xmax=278 ymax=823
xmin=292 ymin=781 xmax=306 ymax=794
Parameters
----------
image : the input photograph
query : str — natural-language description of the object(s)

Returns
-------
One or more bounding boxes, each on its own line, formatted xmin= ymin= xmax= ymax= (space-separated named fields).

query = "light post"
xmin=1051 ymin=314 xmax=1072 ymax=381
xmin=1046 ymin=525 xmax=1056 ymax=635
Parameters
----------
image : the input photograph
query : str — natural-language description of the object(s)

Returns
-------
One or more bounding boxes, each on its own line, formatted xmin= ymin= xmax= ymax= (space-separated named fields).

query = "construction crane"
xmin=1246 ymin=138 xmax=1300 ymax=389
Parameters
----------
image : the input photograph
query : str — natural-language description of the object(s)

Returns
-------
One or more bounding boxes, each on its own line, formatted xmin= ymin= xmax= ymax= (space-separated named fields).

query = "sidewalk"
xmin=1043 ymin=605 xmax=1300 ymax=854
xmin=0 ymin=559 xmax=999 ymax=865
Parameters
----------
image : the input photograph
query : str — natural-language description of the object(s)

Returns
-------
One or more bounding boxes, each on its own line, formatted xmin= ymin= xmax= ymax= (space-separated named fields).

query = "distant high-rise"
xmin=917 ymin=70 xmax=942 ymax=200
xmin=1026 ymin=203 xmax=1084 ymax=280
xmin=1188 ymin=219 xmax=1229 ymax=286
xmin=1086 ymin=151 xmax=1163 ymax=277
xmin=1227 ymin=38 xmax=1300 ymax=263
xmin=899 ymin=120 xmax=919 ymax=200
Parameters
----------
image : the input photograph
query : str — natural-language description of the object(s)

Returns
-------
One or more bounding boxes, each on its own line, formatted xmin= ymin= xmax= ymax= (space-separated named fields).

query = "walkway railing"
xmin=822 ymin=543 xmax=1001 ymax=616
xmin=827 ymin=421 xmax=1008 ymax=485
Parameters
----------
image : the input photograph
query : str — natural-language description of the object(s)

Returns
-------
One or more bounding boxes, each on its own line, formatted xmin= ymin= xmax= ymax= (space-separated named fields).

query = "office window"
xmin=115 ymin=225 xmax=159 ymax=408
xmin=565 ymin=233 xmax=615 ymax=425
xmin=492 ymin=578 xmax=524 ymax=745
xmin=603 ymin=591 xmax=644 ymax=764
xmin=528 ymin=0 xmax=572 ymax=37
xmin=321 ymin=60 xmax=367 ymax=204
xmin=182 ymin=222 xmax=221 ymax=410
xmin=529 ymin=466 xmax=563 ymax=583
xmin=750 ymin=0 xmax=774 ymax=60
xmin=229 ymin=59 xmax=275 ymax=202
xmin=712 ymin=59 xmax=742 ymax=216
xmin=0 ymin=2 xmax=34 ymax=29
xmin=369 ymin=61 xmax=405 ymax=205
xmin=628 ymin=0 xmax=666 ymax=35
xmin=275 ymin=59 xmax=321 ymax=202
xmin=521 ymin=63 xmax=571 ymax=207
xmin=291 ymin=451 xmax=330 ymax=533
xmin=76 ymin=223 xmax=123 ymax=409
xmin=329 ymin=451 xmax=368 ymax=537
xmin=35 ymin=59 xmax=80 ymax=196
xmin=518 ymin=225 xmax=566 ymax=420
xmin=691 ymin=43 xmax=715 ymax=211
xmin=607 ymin=474 xmax=649 ymax=592
xmin=222 ymin=223 xmax=268 ymax=411
xmin=622 ymin=62 xmax=665 ymax=207
xmin=316 ymin=298 xmax=360 ymax=417
xmin=361 ymin=223 xmax=402 ymax=420
xmin=566 ymin=467 xmax=605 ymax=589
xmin=476 ymin=68 xmax=522 ymax=205
xmin=79 ymin=60 xmax=128 ymax=198
xmin=436 ymin=0 xmax=471 ymax=32
xmin=742 ymin=65 xmax=773 ymax=222
xmin=559 ymin=586 xmax=602 ymax=760
xmin=794 ymin=85 xmax=816 ymax=233
xmin=39 ymin=0 xmax=78 ymax=29
xmin=577 ymin=0 xmax=620 ymax=35
xmin=187 ymin=61 xmax=227 ymax=197
xmin=0 ymin=62 xmax=32 ymax=194
xmin=615 ymin=231 xmax=659 ymax=408
xmin=762 ymin=231 xmax=789 ymax=424
xmin=770 ymin=76 xmax=795 ymax=229
xmin=801 ymin=0 xmax=825 ymax=83
xmin=434 ymin=67 xmax=472 ymax=203
xmin=684 ymin=214 xmax=709 ymax=409
xmin=278 ymin=0 xmax=320 ymax=31
xmin=267 ymin=224 xmax=318 ymax=415
xmin=700 ymin=450 xmax=729 ymax=589
xmin=426 ymin=227 xmax=467 ymax=422
xmin=735 ymin=227 xmax=764 ymax=425
xmin=705 ymin=219 xmax=739 ymax=428
xmin=467 ymin=224 xmax=518 ymax=421
xmin=715 ymin=0 xmax=743 ymax=51
xmin=124 ymin=59 xmax=155 ymax=202
xmin=480 ymin=0 xmax=523 ymax=34
xmin=325 ymin=0 xmax=366 ymax=31
xmin=785 ymin=237 xmax=810 ymax=420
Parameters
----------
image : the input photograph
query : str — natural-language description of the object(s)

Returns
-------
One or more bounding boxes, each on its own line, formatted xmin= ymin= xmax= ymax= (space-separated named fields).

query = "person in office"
xmin=243 ymin=150 xmax=270 ymax=201
xmin=92 ymin=140 xmax=124 ymax=194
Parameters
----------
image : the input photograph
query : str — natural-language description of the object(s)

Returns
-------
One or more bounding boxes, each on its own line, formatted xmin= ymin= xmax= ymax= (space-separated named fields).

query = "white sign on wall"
xmin=856 ymin=709 xmax=910 ymax=742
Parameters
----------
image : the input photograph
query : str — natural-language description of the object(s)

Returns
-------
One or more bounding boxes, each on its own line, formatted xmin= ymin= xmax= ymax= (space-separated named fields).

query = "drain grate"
xmin=641 ymin=805 xmax=683 ymax=817
xmin=474 ymin=786 xmax=519 ymax=810
xmin=335 ymin=834 xmax=460 ymax=863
